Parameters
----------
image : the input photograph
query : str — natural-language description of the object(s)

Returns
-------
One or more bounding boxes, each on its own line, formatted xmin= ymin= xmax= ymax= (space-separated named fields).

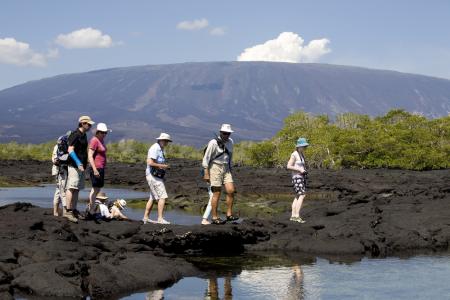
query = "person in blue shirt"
xmin=142 ymin=133 xmax=172 ymax=224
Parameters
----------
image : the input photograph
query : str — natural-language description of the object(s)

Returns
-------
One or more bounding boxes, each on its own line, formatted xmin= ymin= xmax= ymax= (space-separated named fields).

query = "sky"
xmin=1 ymin=0 xmax=450 ymax=90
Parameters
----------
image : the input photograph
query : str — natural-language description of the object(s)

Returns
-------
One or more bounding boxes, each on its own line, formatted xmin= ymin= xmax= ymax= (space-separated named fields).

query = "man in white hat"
xmin=202 ymin=124 xmax=238 ymax=225
xmin=64 ymin=115 xmax=95 ymax=223
xmin=143 ymin=133 xmax=172 ymax=224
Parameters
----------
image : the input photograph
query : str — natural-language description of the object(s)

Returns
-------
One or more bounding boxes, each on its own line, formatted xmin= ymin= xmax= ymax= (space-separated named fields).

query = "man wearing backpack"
xmin=64 ymin=115 xmax=95 ymax=223
xmin=202 ymin=124 xmax=239 ymax=225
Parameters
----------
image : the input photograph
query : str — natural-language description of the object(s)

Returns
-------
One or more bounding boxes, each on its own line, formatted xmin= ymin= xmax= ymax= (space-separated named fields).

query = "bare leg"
xmin=89 ymin=187 xmax=101 ymax=213
xmin=224 ymin=182 xmax=235 ymax=217
xmin=210 ymin=189 xmax=221 ymax=219
xmin=53 ymin=187 xmax=60 ymax=216
xmin=291 ymin=197 xmax=299 ymax=218
xmin=65 ymin=188 xmax=74 ymax=210
xmin=144 ymin=199 xmax=154 ymax=220
xmin=295 ymin=194 xmax=305 ymax=217
xmin=157 ymin=198 xmax=166 ymax=220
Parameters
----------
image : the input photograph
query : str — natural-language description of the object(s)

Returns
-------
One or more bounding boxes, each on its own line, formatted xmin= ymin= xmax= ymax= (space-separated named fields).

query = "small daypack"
xmin=54 ymin=131 xmax=71 ymax=166
xmin=201 ymin=137 xmax=231 ymax=177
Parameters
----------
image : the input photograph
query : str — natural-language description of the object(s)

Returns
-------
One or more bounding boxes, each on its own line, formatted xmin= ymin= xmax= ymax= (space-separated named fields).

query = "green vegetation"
xmin=244 ymin=109 xmax=450 ymax=170
xmin=0 ymin=109 xmax=448 ymax=170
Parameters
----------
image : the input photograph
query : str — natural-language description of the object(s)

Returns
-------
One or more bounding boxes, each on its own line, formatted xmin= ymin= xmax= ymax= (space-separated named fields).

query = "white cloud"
xmin=0 ymin=37 xmax=51 ymax=67
xmin=237 ymin=32 xmax=331 ymax=63
xmin=210 ymin=27 xmax=226 ymax=36
xmin=55 ymin=27 xmax=113 ymax=49
xmin=176 ymin=18 xmax=209 ymax=31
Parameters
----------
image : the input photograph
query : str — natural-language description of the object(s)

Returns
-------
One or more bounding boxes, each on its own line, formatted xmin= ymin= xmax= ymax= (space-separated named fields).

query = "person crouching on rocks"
xmin=202 ymin=124 xmax=239 ymax=225
xmin=110 ymin=199 xmax=128 ymax=220
xmin=93 ymin=192 xmax=111 ymax=219
xmin=143 ymin=133 xmax=172 ymax=225
xmin=286 ymin=137 xmax=309 ymax=223
xmin=93 ymin=193 xmax=128 ymax=220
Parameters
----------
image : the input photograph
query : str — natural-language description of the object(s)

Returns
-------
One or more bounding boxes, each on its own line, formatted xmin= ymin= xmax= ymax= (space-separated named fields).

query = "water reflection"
xmin=135 ymin=262 xmax=305 ymax=300
xmin=204 ymin=273 xmax=233 ymax=300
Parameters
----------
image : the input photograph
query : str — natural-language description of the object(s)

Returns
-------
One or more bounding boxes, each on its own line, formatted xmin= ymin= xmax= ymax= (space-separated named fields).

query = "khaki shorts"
xmin=146 ymin=175 xmax=168 ymax=201
xmin=67 ymin=166 xmax=85 ymax=190
xmin=209 ymin=163 xmax=233 ymax=187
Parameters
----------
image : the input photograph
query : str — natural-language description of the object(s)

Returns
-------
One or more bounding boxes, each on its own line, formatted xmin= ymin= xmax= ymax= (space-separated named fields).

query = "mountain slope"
xmin=0 ymin=61 xmax=449 ymax=144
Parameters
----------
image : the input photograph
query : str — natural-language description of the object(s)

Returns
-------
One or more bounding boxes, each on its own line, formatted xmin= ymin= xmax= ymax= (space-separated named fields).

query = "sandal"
xmin=211 ymin=218 xmax=226 ymax=225
xmin=226 ymin=215 xmax=239 ymax=222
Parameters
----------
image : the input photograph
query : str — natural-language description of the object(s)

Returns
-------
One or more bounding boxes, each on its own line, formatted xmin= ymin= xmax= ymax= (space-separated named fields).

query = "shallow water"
xmin=0 ymin=185 xmax=201 ymax=225
xmin=121 ymin=254 xmax=450 ymax=300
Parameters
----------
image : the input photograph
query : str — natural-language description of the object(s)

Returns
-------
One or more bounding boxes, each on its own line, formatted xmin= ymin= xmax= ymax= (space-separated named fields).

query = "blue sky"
xmin=1 ymin=0 xmax=449 ymax=90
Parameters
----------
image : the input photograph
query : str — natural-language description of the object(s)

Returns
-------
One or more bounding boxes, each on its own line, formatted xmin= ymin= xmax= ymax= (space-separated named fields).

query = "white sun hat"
xmin=117 ymin=199 xmax=127 ymax=209
xmin=96 ymin=123 xmax=110 ymax=132
xmin=220 ymin=124 xmax=234 ymax=133
xmin=156 ymin=133 xmax=172 ymax=142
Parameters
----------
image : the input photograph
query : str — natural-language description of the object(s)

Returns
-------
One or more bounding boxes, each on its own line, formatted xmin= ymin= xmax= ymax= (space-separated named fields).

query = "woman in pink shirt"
xmin=87 ymin=123 xmax=109 ymax=216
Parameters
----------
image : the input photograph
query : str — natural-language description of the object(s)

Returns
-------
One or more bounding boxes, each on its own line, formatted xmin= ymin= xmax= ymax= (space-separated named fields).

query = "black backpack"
xmin=54 ymin=131 xmax=71 ymax=166
xmin=201 ymin=137 xmax=231 ymax=177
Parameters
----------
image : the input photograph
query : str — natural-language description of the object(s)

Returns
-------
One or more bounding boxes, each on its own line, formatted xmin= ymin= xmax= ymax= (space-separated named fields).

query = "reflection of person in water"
xmin=204 ymin=274 xmax=233 ymax=300
xmin=146 ymin=289 xmax=164 ymax=300
xmin=286 ymin=264 xmax=304 ymax=300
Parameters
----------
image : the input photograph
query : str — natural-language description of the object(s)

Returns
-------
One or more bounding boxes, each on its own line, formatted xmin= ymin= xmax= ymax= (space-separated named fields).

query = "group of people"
xmin=52 ymin=115 xmax=310 ymax=225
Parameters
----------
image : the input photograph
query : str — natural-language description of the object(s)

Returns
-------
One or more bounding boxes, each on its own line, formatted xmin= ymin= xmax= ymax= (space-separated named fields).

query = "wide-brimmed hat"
xmin=220 ymin=124 xmax=234 ymax=133
xmin=96 ymin=192 xmax=108 ymax=200
xmin=96 ymin=123 xmax=110 ymax=133
xmin=296 ymin=137 xmax=309 ymax=147
xmin=156 ymin=133 xmax=172 ymax=142
xmin=78 ymin=115 xmax=95 ymax=125
xmin=116 ymin=199 xmax=127 ymax=209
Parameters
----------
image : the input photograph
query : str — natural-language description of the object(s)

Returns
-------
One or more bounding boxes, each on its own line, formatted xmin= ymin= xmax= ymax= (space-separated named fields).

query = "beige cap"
xmin=96 ymin=192 xmax=108 ymax=200
xmin=78 ymin=115 xmax=95 ymax=125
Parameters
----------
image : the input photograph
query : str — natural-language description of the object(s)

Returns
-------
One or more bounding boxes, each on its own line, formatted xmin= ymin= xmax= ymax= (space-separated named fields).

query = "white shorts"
xmin=67 ymin=166 xmax=85 ymax=190
xmin=146 ymin=175 xmax=168 ymax=201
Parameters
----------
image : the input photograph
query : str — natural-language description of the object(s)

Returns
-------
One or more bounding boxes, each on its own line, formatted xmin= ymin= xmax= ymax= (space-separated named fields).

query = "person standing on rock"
xmin=286 ymin=137 xmax=309 ymax=223
xmin=202 ymin=124 xmax=238 ymax=225
xmin=87 ymin=123 xmax=109 ymax=218
xmin=65 ymin=115 xmax=95 ymax=223
xmin=51 ymin=144 xmax=67 ymax=216
xmin=143 ymin=133 xmax=172 ymax=224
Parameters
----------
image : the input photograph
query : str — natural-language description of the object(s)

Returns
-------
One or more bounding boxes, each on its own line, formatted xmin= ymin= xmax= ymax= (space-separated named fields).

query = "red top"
xmin=89 ymin=136 xmax=107 ymax=169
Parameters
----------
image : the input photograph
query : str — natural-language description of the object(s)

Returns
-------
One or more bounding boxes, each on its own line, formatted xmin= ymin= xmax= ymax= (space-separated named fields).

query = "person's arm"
xmin=68 ymin=133 xmax=84 ymax=171
xmin=88 ymin=139 xmax=99 ymax=177
xmin=146 ymin=146 xmax=169 ymax=170
xmin=287 ymin=153 xmax=305 ymax=173
xmin=51 ymin=145 xmax=58 ymax=164
xmin=202 ymin=141 xmax=216 ymax=182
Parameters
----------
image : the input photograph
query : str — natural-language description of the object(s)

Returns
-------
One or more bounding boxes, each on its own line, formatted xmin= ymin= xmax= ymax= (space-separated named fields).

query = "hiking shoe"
xmin=63 ymin=211 xmax=78 ymax=223
xmin=295 ymin=217 xmax=306 ymax=223
xmin=157 ymin=218 xmax=170 ymax=225
xmin=226 ymin=215 xmax=239 ymax=222
xmin=142 ymin=218 xmax=156 ymax=224
xmin=211 ymin=218 xmax=226 ymax=225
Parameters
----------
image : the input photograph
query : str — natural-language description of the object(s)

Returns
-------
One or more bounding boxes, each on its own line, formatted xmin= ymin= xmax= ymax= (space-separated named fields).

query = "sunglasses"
xmin=82 ymin=122 xmax=92 ymax=127
xmin=99 ymin=131 xmax=108 ymax=135
xmin=221 ymin=132 xmax=231 ymax=136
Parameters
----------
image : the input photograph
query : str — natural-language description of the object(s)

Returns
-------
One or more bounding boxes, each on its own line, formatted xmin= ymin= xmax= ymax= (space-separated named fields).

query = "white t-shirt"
xmin=290 ymin=151 xmax=306 ymax=177
xmin=145 ymin=143 xmax=166 ymax=177
xmin=95 ymin=200 xmax=111 ymax=218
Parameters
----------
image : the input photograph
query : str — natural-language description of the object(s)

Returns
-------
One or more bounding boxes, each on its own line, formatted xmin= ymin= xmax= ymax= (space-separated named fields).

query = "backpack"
xmin=201 ymin=137 xmax=231 ymax=177
xmin=54 ymin=131 xmax=71 ymax=166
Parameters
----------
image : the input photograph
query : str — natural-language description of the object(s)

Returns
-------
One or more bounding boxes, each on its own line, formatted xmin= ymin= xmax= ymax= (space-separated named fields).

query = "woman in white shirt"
xmin=286 ymin=137 xmax=309 ymax=223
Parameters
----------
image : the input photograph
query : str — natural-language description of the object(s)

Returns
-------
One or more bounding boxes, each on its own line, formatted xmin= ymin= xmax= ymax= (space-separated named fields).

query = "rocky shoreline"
xmin=0 ymin=160 xmax=449 ymax=299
